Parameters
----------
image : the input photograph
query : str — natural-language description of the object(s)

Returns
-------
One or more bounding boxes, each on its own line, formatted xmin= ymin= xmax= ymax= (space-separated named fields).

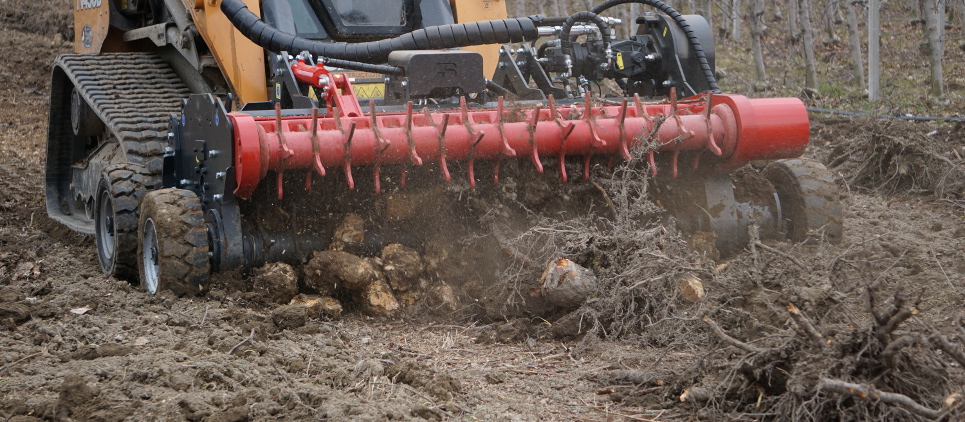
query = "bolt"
xmin=212 ymin=194 xmax=223 ymax=202
xmin=318 ymin=75 xmax=330 ymax=86
xmin=167 ymin=132 xmax=174 ymax=141
xmin=208 ymin=150 xmax=219 ymax=158
xmin=180 ymin=179 xmax=191 ymax=186
xmin=215 ymin=172 xmax=225 ymax=180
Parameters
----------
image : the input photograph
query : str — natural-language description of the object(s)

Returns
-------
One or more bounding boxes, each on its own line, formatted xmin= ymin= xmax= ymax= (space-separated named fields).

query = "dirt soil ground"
xmin=2 ymin=2 xmax=965 ymax=422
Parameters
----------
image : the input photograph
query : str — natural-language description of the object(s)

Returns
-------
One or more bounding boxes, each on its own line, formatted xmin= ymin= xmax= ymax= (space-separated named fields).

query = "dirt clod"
xmin=250 ymin=262 xmax=299 ymax=304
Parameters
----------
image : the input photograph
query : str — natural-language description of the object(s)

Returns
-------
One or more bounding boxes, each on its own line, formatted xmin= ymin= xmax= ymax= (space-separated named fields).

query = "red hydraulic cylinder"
xmin=228 ymin=93 xmax=809 ymax=199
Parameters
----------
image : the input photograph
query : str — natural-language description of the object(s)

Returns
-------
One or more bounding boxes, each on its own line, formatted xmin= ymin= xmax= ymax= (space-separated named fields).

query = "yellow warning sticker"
xmin=616 ymin=52 xmax=625 ymax=70
xmin=353 ymin=83 xmax=385 ymax=99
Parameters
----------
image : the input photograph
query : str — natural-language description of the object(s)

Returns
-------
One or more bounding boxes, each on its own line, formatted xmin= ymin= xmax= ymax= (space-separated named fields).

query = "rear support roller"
xmin=138 ymin=188 xmax=211 ymax=296
xmin=95 ymin=164 xmax=159 ymax=280
xmin=763 ymin=158 xmax=844 ymax=244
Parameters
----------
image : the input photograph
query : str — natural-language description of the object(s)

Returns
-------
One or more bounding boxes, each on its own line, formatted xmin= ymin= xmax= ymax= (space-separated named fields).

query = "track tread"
xmin=138 ymin=188 xmax=210 ymax=296
xmin=54 ymin=53 xmax=191 ymax=174
xmin=764 ymin=158 xmax=844 ymax=244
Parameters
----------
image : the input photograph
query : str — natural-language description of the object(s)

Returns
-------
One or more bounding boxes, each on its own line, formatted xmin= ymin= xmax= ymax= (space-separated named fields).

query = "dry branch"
xmin=818 ymin=378 xmax=944 ymax=419
xmin=928 ymin=334 xmax=965 ymax=368
xmin=228 ymin=328 xmax=255 ymax=355
xmin=703 ymin=317 xmax=767 ymax=354
xmin=787 ymin=303 xmax=827 ymax=348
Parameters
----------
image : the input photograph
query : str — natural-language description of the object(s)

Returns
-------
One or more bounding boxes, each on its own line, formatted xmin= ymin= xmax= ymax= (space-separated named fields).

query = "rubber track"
xmin=54 ymin=53 xmax=191 ymax=174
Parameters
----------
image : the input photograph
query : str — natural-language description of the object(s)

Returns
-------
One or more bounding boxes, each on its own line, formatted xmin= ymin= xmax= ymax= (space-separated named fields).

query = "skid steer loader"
xmin=46 ymin=0 xmax=843 ymax=296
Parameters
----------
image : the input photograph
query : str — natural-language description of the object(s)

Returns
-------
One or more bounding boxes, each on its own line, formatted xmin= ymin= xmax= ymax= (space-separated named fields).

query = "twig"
xmin=818 ymin=378 xmax=944 ymax=419
xmin=270 ymin=361 xmax=292 ymax=384
xmin=754 ymin=241 xmax=808 ymax=269
xmin=930 ymin=249 xmax=954 ymax=288
xmin=0 ymin=352 xmax=42 ymax=374
xmin=787 ymin=303 xmax=827 ymax=347
xmin=194 ymin=305 xmax=209 ymax=328
xmin=228 ymin=329 xmax=255 ymax=355
xmin=703 ymin=317 xmax=767 ymax=354
xmin=877 ymin=306 xmax=919 ymax=342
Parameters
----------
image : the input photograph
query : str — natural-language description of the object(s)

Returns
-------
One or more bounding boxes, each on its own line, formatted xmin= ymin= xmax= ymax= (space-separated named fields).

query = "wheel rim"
xmin=141 ymin=218 xmax=160 ymax=295
xmin=96 ymin=189 xmax=117 ymax=274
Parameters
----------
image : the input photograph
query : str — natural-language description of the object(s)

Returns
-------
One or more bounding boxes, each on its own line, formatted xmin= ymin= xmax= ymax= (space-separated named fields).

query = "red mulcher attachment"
xmin=231 ymin=61 xmax=809 ymax=200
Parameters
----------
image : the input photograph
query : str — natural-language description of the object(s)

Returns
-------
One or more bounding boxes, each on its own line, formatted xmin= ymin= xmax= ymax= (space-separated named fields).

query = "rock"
xmin=290 ymin=294 xmax=342 ymax=319
xmin=270 ymin=305 xmax=307 ymax=331
xmin=329 ymin=213 xmax=365 ymax=254
xmin=303 ymin=251 xmax=399 ymax=317
xmin=361 ymin=278 xmax=400 ymax=317
xmin=0 ymin=303 xmax=31 ymax=324
xmin=250 ymin=262 xmax=299 ymax=304
xmin=678 ymin=274 xmax=706 ymax=303
xmin=304 ymin=251 xmax=382 ymax=292
xmin=381 ymin=244 xmax=424 ymax=292
xmin=539 ymin=258 xmax=597 ymax=309
xmin=0 ymin=287 xmax=22 ymax=303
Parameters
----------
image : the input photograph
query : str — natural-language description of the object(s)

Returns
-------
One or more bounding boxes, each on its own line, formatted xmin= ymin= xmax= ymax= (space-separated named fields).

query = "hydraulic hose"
xmin=589 ymin=0 xmax=721 ymax=93
xmin=560 ymin=11 xmax=611 ymax=58
xmin=220 ymin=0 xmax=540 ymax=65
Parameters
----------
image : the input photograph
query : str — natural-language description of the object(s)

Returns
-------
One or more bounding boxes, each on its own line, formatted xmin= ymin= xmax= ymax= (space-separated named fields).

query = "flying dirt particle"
xmin=250 ymin=262 xmax=299 ymax=304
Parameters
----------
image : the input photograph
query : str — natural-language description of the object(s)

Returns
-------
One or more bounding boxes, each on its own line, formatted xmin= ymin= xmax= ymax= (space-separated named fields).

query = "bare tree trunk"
xmin=800 ymin=0 xmax=819 ymax=91
xmin=750 ymin=0 xmax=767 ymax=83
xmin=702 ymin=0 xmax=713 ymax=31
xmin=824 ymin=0 xmax=843 ymax=43
xmin=922 ymin=0 xmax=945 ymax=96
xmin=868 ymin=0 xmax=881 ymax=100
xmin=551 ymin=0 xmax=562 ymax=18
xmin=845 ymin=0 xmax=865 ymax=88
xmin=789 ymin=0 xmax=801 ymax=42
xmin=732 ymin=0 xmax=743 ymax=40
xmin=958 ymin=0 xmax=965 ymax=29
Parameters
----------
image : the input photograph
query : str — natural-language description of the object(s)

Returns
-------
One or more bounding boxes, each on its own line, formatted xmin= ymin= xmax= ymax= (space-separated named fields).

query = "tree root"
xmin=818 ymin=378 xmax=954 ymax=420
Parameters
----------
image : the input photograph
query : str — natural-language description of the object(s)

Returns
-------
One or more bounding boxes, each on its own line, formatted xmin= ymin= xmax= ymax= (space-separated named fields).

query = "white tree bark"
xmin=800 ymin=0 xmax=819 ymax=90
xmin=750 ymin=0 xmax=767 ymax=82
xmin=922 ymin=0 xmax=945 ymax=96
xmin=868 ymin=0 xmax=880 ymax=101
xmin=845 ymin=0 xmax=865 ymax=88
xmin=732 ymin=0 xmax=743 ymax=40
xmin=788 ymin=0 xmax=800 ymax=42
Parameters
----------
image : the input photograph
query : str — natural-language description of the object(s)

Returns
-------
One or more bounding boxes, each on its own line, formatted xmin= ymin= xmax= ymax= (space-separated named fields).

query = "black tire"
xmin=763 ymin=158 xmax=844 ymax=244
xmin=138 ymin=189 xmax=211 ymax=296
xmin=95 ymin=164 xmax=159 ymax=280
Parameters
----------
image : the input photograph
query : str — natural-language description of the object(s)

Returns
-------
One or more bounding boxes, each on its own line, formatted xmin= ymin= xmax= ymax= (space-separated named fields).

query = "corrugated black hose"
xmin=220 ymin=0 xmax=540 ymax=73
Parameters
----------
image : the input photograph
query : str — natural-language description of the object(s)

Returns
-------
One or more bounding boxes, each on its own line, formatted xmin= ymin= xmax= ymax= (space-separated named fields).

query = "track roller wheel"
xmin=95 ymin=164 xmax=159 ymax=280
xmin=763 ymin=158 xmax=844 ymax=244
xmin=138 ymin=189 xmax=211 ymax=296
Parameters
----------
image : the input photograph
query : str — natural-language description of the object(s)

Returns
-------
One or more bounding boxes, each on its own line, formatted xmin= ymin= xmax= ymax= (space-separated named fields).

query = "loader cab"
xmin=262 ymin=0 xmax=455 ymax=42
